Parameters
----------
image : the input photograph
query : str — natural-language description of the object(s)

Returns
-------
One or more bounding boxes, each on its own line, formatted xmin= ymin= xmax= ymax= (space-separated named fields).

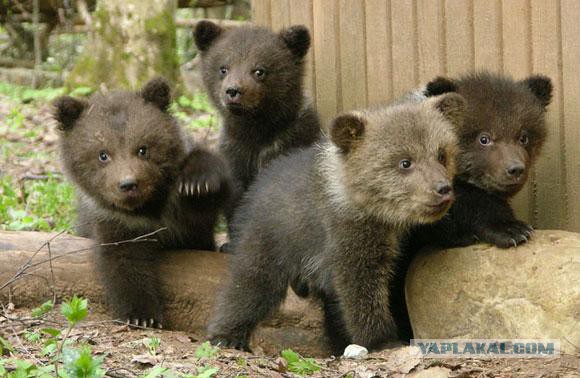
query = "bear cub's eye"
xmin=478 ymin=133 xmax=492 ymax=146
xmin=98 ymin=151 xmax=109 ymax=162
xmin=253 ymin=68 xmax=266 ymax=79
xmin=438 ymin=150 xmax=447 ymax=166
xmin=519 ymin=132 xmax=529 ymax=145
xmin=137 ymin=146 xmax=148 ymax=158
xmin=399 ymin=159 xmax=413 ymax=170
xmin=219 ymin=66 xmax=228 ymax=76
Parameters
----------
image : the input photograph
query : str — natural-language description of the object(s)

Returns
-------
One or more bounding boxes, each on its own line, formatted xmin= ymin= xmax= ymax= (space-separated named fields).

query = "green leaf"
xmin=24 ymin=331 xmax=42 ymax=343
xmin=281 ymin=349 xmax=321 ymax=376
xmin=0 ymin=336 xmax=14 ymax=355
xmin=195 ymin=366 xmax=219 ymax=378
xmin=60 ymin=295 xmax=89 ymax=325
xmin=194 ymin=341 xmax=218 ymax=359
xmin=140 ymin=366 xmax=170 ymax=378
xmin=69 ymin=86 xmax=94 ymax=97
xmin=40 ymin=328 xmax=61 ymax=337
xmin=62 ymin=345 xmax=105 ymax=378
xmin=31 ymin=300 xmax=54 ymax=318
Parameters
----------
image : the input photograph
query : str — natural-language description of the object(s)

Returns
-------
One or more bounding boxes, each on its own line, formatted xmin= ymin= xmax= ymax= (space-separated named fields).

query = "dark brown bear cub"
xmin=53 ymin=78 xmax=231 ymax=327
xmin=194 ymin=21 xmax=321 ymax=230
xmin=207 ymin=93 xmax=466 ymax=354
xmin=391 ymin=71 xmax=552 ymax=341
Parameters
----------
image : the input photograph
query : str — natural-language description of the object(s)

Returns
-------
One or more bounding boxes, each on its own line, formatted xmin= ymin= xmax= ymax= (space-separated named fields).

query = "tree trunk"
xmin=0 ymin=231 xmax=329 ymax=357
xmin=65 ymin=0 xmax=179 ymax=90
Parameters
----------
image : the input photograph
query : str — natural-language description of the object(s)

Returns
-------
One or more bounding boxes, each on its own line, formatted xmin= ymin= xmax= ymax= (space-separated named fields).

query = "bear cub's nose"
xmin=506 ymin=163 xmax=525 ymax=178
xmin=226 ymin=87 xmax=241 ymax=99
xmin=119 ymin=178 xmax=138 ymax=192
xmin=436 ymin=181 xmax=453 ymax=196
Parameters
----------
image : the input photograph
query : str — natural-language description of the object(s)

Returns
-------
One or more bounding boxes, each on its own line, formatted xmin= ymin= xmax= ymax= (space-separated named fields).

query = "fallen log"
xmin=0 ymin=231 xmax=329 ymax=356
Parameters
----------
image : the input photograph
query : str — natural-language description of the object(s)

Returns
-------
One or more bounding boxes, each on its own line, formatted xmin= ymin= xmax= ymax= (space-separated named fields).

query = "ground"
xmin=1 ymin=85 xmax=578 ymax=377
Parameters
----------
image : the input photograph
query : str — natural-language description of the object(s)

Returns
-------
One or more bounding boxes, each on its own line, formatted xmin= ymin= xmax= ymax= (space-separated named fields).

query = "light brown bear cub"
xmin=207 ymin=93 xmax=466 ymax=354
xmin=53 ymin=78 xmax=231 ymax=327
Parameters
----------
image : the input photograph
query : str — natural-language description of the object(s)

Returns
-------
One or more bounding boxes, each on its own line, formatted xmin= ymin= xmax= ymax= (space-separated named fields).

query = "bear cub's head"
xmin=328 ymin=93 xmax=466 ymax=226
xmin=53 ymin=78 xmax=186 ymax=215
xmin=194 ymin=20 xmax=310 ymax=117
xmin=425 ymin=72 xmax=552 ymax=196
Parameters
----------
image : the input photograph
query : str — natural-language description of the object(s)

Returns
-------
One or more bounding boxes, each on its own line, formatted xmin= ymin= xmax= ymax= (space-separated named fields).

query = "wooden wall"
xmin=251 ymin=0 xmax=580 ymax=232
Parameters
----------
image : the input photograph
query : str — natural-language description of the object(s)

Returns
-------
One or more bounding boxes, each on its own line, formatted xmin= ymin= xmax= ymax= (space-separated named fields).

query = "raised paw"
xmin=476 ymin=220 xmax=534 ymax=249
xmin=126 ymin=317 xmax=163 ymax=329
xmin=209 ymin=335 xmax=252 ymax=352
xmin=177 ymin=149 xmax=228 ymax=197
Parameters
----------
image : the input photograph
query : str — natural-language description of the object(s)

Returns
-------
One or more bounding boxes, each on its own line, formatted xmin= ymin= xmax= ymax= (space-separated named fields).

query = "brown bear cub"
xmin=193 ymin=21 xmax=321 ymax=230
xmin=391 ymin=71 xmax=552 ymax=340
xmin=53 ymin=78 xmax=231 ymax=327
xmin=207 ymin=93 xmax=466 ymax=354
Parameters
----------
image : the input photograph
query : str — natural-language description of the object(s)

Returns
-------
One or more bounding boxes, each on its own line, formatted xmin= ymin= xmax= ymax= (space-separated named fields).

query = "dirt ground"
xmin=1 ymin=307 xmax=578 ymax=377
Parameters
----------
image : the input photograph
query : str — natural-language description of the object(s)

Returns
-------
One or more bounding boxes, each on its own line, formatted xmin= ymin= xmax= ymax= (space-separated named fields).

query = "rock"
xmin=343 ymin=344 xmax=368 ymax=359
xmin=406 ymin=230 xmax=580 ymax=354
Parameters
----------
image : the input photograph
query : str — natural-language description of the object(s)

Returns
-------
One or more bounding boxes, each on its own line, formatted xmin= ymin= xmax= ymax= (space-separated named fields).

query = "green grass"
xmin=0 ymin=175 xmax=76 ymax=232
xmin=0 ymin=81 xmax=65 ymax=103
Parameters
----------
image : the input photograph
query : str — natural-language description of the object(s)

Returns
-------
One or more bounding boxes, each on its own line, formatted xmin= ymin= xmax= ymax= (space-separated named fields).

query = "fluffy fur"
xmin=207 ymin=93 xmax=465 ymax=354
xmin=391 ymin=71 xmax=552 ymax=341
xmin=54 ymin=78 xmax=231 ymax=326
xmin=194 ymin=21 xmax=322 ymax=233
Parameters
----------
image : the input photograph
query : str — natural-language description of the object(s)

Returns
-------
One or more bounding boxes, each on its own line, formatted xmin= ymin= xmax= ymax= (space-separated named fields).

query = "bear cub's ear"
xmin=141 ymin=77 xmax=172 ymax=111
xmin=425 ymin=76 xmax=458 ymax=97
xmin=330 ymin=112 xmax=366 ymax=153
xmin=522 ymin=74 xmax=552 ymax=108
xmin=428 ymin=93 xmax=467 ymax=128
xmin=194 ymin=20 xmax=224 ymax=52
xmin=52 ymin=96 xmax=87 ymax=131
xmin=279 ymin=25 xmax=311 ymax=58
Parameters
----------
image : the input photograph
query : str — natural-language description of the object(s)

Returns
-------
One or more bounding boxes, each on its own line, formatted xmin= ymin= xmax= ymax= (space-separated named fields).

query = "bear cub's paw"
xmin=126 ymin=317 xmax=163 ymax=329
xmin=476 ymin=220 xmax=534 ymax=249
xmin=209 ymin=335 xmax=252 ymax=352
xmin=177 ymin=149 xmax=227 ymax=197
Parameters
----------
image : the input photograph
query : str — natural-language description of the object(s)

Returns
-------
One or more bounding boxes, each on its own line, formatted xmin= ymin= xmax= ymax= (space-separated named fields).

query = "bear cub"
xmin=53 ymin=78 xmax=231 ymax=327
xmin=207 ymin=93 xmax=466 ymax=354
xmin=391 ymin=71 xmax=552 ymax=341
xmin=408 ymin=72 xmax=552 ymax=250
xmin=194 ymin=21 xmax=321 ymax=229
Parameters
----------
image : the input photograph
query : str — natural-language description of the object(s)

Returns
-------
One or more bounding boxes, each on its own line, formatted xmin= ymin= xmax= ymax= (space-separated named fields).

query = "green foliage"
xmin=61 ymin=345 xmax=105 ymax=378
xmin=170 ymin=92 xmax=218 ymax=132
xmin=145 ymin=337 xmax=161 ymax=356
xmin=61 ymin=296 xmax=89 ymax=326
xmin=194 ymin=341 xmax=219 ymax=359
xmin=280 ymin=349 xmax=321 ymax=376
xmin=0 ymin=175 xmax=76 ymax=232
xmin=31 ymin=300 xmax=54 ymax=318
xmin=0 ymin=82 xmax=65 ymax=103
xmin=0 ymin=336 xmax=15 ymax=356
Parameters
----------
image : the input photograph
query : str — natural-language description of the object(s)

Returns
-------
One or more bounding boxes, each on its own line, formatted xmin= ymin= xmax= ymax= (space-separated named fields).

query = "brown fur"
xmin=193 ymin=21 xmax=322 ymax=236
xmin=53 ymin=78 xmax=231 ymax=326
xmin=391 ymin=72 xmax=552 ymax=342
xmin=207 ymin=93 xmax=465 ymax=354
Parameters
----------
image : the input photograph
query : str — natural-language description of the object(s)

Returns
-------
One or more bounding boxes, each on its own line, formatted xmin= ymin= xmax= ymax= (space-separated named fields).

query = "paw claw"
xmin=205 ymin=182 xmax=209 ymax=193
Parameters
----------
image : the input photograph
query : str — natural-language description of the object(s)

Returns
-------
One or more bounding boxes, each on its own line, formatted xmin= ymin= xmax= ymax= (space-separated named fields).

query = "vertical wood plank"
xmin=445 ymin=0 xmax=474 ymax=75
xmin=390 ymin=0 xmax=416 ymax=97
xmin=416 ymin=0 xmax=445 ymax=83
xmin=531 ymin=0 xmax=566 ymax=229
xmin=338 ymin=0 xmax=367 ymax=112
xmin=251 ymin=0 xmax=271 ymax=27
xmin=502 ymin=0 xmax=533 ymax=223
xmin=313 ymin=0 xmax=340 ymax=125
xmin=473 ymin=0 xmax=503 ymax=72
xmin=289 ymin=0 xmax=316 ymax=106
xmin=270 ymin=0 xmax=291 ymax=30
xmin=364 ymin=0 xmax=392 ymax=104
xmin=561 ymin=0 xmax=580 ymax=231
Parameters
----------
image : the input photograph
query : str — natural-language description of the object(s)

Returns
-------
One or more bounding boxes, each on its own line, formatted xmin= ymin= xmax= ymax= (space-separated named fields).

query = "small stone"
xmin=343 ymin=344 xmax=368 ymax=359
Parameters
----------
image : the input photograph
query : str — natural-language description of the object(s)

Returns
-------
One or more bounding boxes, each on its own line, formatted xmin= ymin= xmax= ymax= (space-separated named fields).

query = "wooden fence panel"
xmin=251 ymin=0 xmax=580 ymax=232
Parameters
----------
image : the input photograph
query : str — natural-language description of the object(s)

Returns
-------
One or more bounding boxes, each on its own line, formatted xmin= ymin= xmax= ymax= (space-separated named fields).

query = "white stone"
xmin=343 ymin=344 xmax=369 ymax=359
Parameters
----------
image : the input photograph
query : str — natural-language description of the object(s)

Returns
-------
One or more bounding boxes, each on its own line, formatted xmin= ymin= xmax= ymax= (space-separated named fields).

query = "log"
xmin=0 ymin=231 xmax=329 ymax=356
